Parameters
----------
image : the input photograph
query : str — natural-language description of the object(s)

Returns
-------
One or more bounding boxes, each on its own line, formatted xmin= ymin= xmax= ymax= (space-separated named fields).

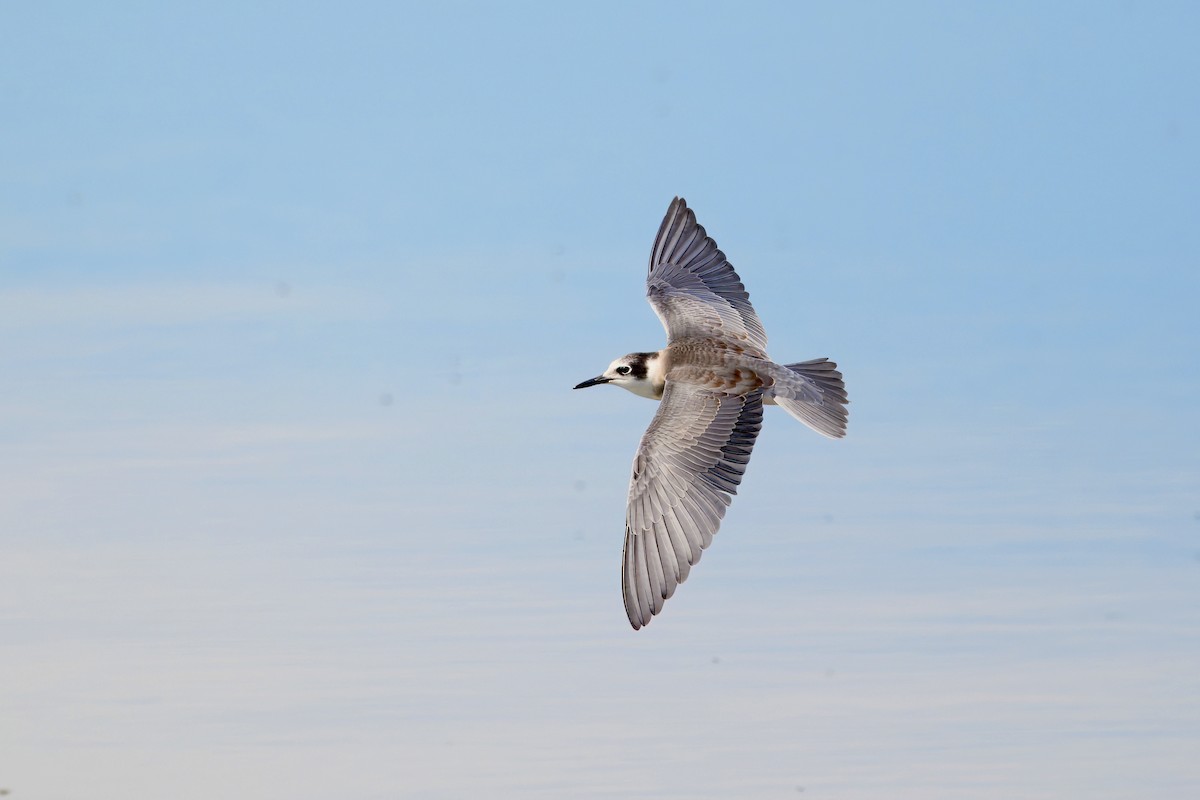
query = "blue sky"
xmin=2 ymin=3 xmax=1198 ymax=798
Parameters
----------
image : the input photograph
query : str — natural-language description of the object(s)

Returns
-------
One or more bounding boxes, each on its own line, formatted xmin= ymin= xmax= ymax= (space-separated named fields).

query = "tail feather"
xmin=769 ymin=358 xmax=849 ymax=439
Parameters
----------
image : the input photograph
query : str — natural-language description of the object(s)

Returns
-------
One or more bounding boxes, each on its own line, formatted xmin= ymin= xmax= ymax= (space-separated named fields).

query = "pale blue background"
xmin=2 ymin=2 xmax=1198 ymax=798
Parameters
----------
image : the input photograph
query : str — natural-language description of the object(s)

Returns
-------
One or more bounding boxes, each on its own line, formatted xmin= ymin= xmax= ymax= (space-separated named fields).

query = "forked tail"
xmin=768 ymin=358 xmax=849 ymax=439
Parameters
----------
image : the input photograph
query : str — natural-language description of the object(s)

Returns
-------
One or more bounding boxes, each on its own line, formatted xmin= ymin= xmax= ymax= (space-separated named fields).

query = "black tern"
xmin=575 ymin=197 xmax=848 ymax=629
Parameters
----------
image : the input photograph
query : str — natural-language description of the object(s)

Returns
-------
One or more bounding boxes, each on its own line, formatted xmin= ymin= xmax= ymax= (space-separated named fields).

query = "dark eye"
xmin=615 ymin=365 xmax=631 ymax=376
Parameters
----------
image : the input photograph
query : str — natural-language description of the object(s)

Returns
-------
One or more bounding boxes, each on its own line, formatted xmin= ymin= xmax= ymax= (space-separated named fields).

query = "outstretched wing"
xmin=623 ymin=381 xmax=764 ymax=630
xmin=646 ymin=197 xmax=769 ymax=355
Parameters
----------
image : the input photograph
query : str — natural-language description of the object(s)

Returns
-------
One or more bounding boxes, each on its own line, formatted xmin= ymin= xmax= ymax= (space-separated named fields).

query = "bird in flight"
xmin=574 ymin=197 xmax=848 ymax=629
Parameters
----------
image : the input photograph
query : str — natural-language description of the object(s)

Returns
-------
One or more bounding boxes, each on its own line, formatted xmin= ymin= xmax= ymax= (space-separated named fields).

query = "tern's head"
xmin=574 ymin=352 xmax=663 ymax=399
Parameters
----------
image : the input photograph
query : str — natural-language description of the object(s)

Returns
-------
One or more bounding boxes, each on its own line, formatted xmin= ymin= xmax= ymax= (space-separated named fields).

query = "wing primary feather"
xmin=622 ymin=386 xmax=765 ymax=629
xmin=650 ymin=198 xmax=685 ymax=271
xmin=661 ymin=507 xmax=693 ymax=577
xmin=634 ymin=532 xmax=652 ymax=623
xmin=645 ymin=198 xmax=769 ymax=352
xmin=622 ymin=533 xmax=642 ymax=629
xmin=655 ymin=521 xmax=681 ymax=590
xmin=643 ymin=528 xmax=666 ymax=609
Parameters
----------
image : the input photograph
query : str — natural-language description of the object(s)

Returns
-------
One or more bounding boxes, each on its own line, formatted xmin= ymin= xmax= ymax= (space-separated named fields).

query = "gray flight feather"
xmin=622 ymin=382 xmax=765 ymax=630
xmin=646 ymin=197 xmax=770 ymax=355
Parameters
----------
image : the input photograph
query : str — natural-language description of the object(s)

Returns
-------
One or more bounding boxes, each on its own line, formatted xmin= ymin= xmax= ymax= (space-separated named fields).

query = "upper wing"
xmin=646 ymin=197 xmax=769 ymax=355
xmin=622 ymin=381 xmax=764 ymax=630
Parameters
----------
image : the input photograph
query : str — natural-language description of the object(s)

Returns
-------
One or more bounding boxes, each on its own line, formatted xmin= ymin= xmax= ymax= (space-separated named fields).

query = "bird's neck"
xmin=641 ymin=349 xmax=668 ymax=400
